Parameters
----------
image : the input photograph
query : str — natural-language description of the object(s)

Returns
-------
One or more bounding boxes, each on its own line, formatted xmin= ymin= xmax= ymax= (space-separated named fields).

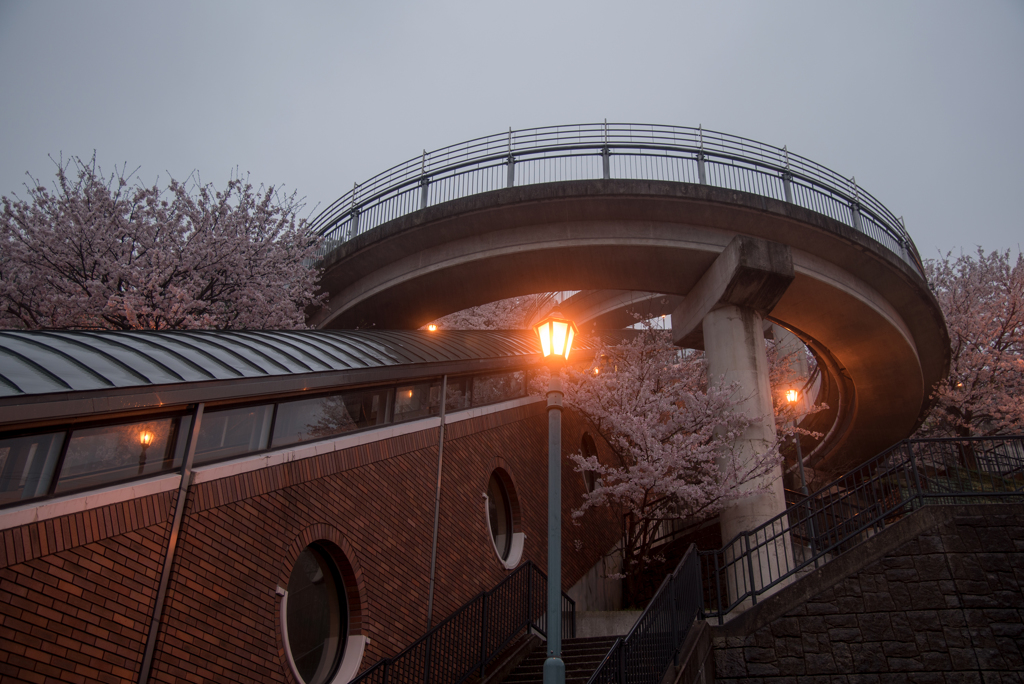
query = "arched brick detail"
xmin=274 ymin=524 xmax=369 ymax=684
xmin=279 ymin=523 xmax=367 ymax=636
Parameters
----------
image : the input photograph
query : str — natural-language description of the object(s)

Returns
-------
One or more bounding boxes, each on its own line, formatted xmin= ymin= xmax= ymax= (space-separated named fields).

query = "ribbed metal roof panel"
xmin=0 ymin=328 xmax=588 ymax=398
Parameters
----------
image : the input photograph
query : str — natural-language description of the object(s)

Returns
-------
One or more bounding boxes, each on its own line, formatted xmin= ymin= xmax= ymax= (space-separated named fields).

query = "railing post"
xmin=908 ymin=441 xmax=924 ymax=508
xmin=782 ymin=145 xmax=793 ymax=203
xmin=507 ymin=128 xmax=516 ymax=188
xmin=420 ymin=149 xmax=429 ymax=209
xmin=527 ymin=564 xmax=533 ymax=630
xmin=479 ymin=593 xmax=489 ymax=678
xmin=697 ymin=124 xmax=707 ymax=185
xmin=617 ymin=642 xmax=626 ymax=684
xmin=670 ymin=576 xmax=680 ymax=666
xmin=850 ymin=176 xmax=864 ymax=232
xmin=745 ymin=532 xmax=757 ymax=606
xmin=714 ymin=552 xmax=723 ymax=625
xmin=603 ymin=119 xmax=611 ymax=180
xmin=423 ymin=634 xmax=432 ymax=684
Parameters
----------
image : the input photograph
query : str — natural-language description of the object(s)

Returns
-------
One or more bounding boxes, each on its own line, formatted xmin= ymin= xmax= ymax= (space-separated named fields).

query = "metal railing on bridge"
xmin=351 ymin=560 xmax=574 ymax=684
xmin=309 ymin=123 xmax=922 ymax=276
xmin=701 ymin=435 xmax=1024 ymax=623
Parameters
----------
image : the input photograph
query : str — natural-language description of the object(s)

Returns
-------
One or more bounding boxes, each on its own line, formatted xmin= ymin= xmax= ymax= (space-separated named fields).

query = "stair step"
xmin=500 ymin=637 xmax=617 ymax=684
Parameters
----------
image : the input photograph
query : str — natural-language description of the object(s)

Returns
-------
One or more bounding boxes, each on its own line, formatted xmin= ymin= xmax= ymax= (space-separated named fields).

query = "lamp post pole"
xmin=544 ymin=374 xmax=565 ymax=684
xmin=534 ymin=311 xmax=576 ymax=684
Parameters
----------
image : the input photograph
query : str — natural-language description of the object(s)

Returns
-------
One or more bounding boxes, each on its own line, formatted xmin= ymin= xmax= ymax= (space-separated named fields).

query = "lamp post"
xmin=534 ymin=312 xmax=577 ymax=684
xmin=785 ymin=390 xmax=808 ymax=497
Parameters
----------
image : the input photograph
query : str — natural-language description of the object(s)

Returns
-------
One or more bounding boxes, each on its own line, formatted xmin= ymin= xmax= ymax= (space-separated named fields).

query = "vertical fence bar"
xmin=479 ymin=593 xmax=488 ymax=678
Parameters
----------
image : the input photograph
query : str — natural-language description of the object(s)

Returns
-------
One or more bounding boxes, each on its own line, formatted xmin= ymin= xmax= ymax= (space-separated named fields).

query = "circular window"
xmin=285 ymin=544 xmax=348 ymax=684
xmin=487 ymin=473 xmax=513 ymax=560
xmin=581 ymin=433 xmax=599 ymax=493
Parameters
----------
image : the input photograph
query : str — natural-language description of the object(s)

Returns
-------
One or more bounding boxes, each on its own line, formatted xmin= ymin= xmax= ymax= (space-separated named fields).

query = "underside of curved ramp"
xmin=311 ymin=180 xmax=949 ymax=475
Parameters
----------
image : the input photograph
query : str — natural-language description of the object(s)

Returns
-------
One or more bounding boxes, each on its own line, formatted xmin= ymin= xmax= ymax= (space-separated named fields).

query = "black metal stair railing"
xmin=701 ymin=435 xmax=1024 ymax=623
xmin=586 ymin=544 xmax=703 ymax=684
xmin=352 ymin=560 xmax=575 ymax=684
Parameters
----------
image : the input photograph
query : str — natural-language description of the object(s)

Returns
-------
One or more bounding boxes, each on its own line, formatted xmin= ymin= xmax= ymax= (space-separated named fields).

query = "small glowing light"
xmin=405 ymin=390 xmax=414 ymax=399
xmin=428 ymin=324 xmax=437 ymax=331
xmin=140 ymin=431 xmax=154 ymax=447
xmin=956 ymin=382 xmax=963 ymax=387
xmin=786 ymin=389 xmax=799 ymax=404
xmin=593 ymin=368 xmax=600 ymax=375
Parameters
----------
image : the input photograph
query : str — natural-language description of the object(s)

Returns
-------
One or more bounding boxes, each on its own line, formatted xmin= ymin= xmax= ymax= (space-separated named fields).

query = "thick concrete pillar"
xmin=672 ymin=235 xmax=796 ymax=608
xmin=704 ymin=305 xmax=784 ymax=536
xmin=704 ymin=305 xmax=792 ymax=605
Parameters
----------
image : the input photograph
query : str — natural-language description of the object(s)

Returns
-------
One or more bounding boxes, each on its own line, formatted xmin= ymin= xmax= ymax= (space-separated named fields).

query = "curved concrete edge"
xmin=312 ymin=180 xmax=949 ymax=472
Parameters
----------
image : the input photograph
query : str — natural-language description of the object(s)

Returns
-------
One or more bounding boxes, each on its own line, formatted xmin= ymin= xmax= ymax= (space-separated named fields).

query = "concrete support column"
xmin=672 ymin=235 xmax=798 ymax=610
xmin=704 ymin=304 xmax=783 ymax=535
xmin=704 ymin=306 xmax=792 ymax=606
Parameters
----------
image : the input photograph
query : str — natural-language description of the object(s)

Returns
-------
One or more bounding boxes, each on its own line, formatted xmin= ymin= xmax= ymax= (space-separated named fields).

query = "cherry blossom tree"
xmin=917 ymin=249 xmax=1024 ymax=437
xmin=1 ymin=155 xmax=323 ymax=330
xmin=429 ymin=292 xmax=557 ymax=330
xmin=559 ymin=325 xmax=783 ymax=604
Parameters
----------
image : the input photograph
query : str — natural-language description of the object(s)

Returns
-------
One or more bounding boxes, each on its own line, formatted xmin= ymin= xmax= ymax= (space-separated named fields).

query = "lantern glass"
xmin=535 ymin=314 xmax=578 ymax=362
xmin=786 ymin=389 xmax=799 ymax=404
xmin=538 ymin=321 xmax=552 ymax=357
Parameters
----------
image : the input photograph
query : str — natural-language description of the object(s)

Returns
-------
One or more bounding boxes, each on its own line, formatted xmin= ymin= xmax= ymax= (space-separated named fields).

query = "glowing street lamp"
xmin=786 ymin=390 xmax=809 ymax=496
xmin=534 ymin=312 xmax=577 ymax=684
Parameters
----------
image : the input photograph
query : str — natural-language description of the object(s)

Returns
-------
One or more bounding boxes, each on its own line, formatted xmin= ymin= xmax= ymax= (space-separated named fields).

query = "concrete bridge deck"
xmin=311 ymin=179 xmax=948 ymax=475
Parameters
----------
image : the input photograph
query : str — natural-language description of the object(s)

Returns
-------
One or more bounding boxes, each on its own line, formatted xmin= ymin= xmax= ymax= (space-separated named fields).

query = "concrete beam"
xmin=672 ymin=236 xmax=795 ymax=349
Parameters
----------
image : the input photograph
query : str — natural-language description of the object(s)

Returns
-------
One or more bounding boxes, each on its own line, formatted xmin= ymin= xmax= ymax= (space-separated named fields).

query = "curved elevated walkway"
xmin=312 ymin=180 xmax=948 ymax=474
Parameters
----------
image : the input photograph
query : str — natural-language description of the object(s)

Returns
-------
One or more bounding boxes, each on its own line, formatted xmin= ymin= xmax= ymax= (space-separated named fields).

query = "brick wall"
xmin=712 ymin=504 xmax=1024 ymax=683
xmin=1 ymin=401 xmax=621 ymax=683
xmin=0 ymin=492 xmax=174 ymax=683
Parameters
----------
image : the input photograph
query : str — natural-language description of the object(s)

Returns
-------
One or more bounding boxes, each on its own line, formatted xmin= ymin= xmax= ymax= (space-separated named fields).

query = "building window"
xmin=284 ymin=543 xmax=348 ymax=684
xmin=272 ymin=387 xmax=390 ymax=448
xmin=0 ymin=432 xmax=64 ymax=505
xmin=581 ymin=433 xmax=599 ymax=494
xmin=193 ymin=404 xmax=273 ymax=465
xmin=485 ymin=469 xmax=524 ymax=568
xmin=487 ymin=473 xmax=513 ymax=560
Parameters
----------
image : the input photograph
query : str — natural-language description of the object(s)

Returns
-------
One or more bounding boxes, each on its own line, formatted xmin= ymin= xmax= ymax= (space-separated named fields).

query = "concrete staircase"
xmin=502 ymin=637 xmax=617 ymax=684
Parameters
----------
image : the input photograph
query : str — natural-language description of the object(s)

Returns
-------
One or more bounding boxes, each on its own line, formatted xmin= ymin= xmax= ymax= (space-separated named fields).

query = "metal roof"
xmin=0 ymin=328 xmax=569 ymax=398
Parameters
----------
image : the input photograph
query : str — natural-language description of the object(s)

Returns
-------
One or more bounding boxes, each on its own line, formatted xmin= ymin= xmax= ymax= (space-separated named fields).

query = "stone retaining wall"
xmin=711 ymin=503 xmax=1024 ymax=683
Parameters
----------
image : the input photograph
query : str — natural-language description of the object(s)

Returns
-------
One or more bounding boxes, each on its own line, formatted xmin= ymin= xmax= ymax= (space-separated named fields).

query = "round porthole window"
xmin=488 ymin=473 xmax=513 ymax=560
xmin=284 ymin=543 xmax=348 ymax=684
xmin=485 ymin=468 xmax=524 ymax=568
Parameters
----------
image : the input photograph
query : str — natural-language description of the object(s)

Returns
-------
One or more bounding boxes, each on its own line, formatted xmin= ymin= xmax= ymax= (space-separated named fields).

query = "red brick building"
xmin=0 ymin=330 xmax=621 ymax=683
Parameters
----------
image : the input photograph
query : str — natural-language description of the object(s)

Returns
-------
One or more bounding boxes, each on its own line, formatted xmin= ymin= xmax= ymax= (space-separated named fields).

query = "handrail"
xmin=701 ymin=435 xmax=1024 ymax=623
xmin=351 ymin=560 xmax=575 ymax=684
xmin=586 ymin=544 xmax=703 ymax=684
xmin=309 ymin=122 xmax=922 ymax=276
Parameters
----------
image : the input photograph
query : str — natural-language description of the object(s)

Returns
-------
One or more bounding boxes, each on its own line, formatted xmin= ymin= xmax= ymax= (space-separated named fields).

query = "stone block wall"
xmin=711 ymin=504 xmax=1024 ymax=683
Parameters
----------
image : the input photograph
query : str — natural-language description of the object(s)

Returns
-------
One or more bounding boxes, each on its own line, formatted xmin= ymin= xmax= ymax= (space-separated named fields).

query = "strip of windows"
xmin=0 ymin=368 xmax=536 ymax=509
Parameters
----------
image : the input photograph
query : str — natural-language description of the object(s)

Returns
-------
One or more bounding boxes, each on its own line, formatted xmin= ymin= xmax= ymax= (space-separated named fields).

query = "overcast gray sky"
xmin=1 ymin=0 xmax=1021 ymax=260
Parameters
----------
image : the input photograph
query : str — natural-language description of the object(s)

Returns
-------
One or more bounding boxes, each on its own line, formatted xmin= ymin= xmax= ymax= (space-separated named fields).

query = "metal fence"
xmin=701 ymin=435 xmax=1024 ymax=623
xmin=352 ymin=560 xmax=575 ymax=684
xmin=309 ymin=123 xmax=922 ymax=276
xmin=587 ymin=545 xmax=703 ymax=684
